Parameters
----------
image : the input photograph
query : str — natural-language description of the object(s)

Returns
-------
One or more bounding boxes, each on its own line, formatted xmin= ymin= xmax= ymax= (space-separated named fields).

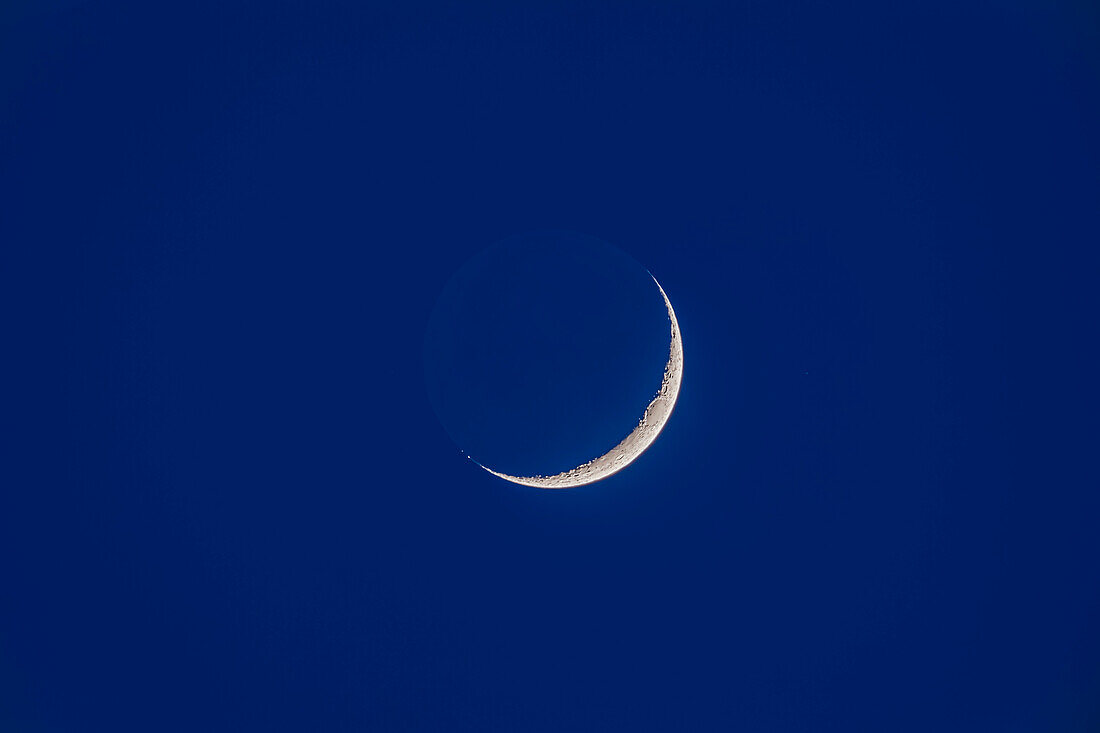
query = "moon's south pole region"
xmin=475 ymin=275 xmax=683 ymax=489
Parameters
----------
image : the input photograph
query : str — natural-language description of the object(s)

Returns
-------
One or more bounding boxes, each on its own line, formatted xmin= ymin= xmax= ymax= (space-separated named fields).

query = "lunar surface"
xmin=475 ymin=275 xmax=683 ymax=488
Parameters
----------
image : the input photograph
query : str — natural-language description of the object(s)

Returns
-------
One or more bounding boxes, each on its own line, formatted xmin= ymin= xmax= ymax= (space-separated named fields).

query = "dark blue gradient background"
xmin=2 ymin=2 xmax=1098 ymax=731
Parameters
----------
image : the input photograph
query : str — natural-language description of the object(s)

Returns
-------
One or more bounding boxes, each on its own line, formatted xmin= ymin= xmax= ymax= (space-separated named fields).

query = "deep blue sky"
xmin=2 ymin=1 xmax=1098 ymax=731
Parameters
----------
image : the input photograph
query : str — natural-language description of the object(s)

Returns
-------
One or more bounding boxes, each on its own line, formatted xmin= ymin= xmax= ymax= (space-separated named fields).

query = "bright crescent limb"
xmin=475 ymin=275 xmax=683 ymax=489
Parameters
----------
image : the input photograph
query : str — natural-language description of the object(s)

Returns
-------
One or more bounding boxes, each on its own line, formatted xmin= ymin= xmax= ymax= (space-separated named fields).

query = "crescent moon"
xmin=474 ymin=274 xmax=683 ymax=488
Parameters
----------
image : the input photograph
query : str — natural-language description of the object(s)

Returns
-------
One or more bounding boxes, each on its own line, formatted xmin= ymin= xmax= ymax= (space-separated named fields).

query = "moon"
xmin=474 ymin=274 xmax=683 ymax=488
